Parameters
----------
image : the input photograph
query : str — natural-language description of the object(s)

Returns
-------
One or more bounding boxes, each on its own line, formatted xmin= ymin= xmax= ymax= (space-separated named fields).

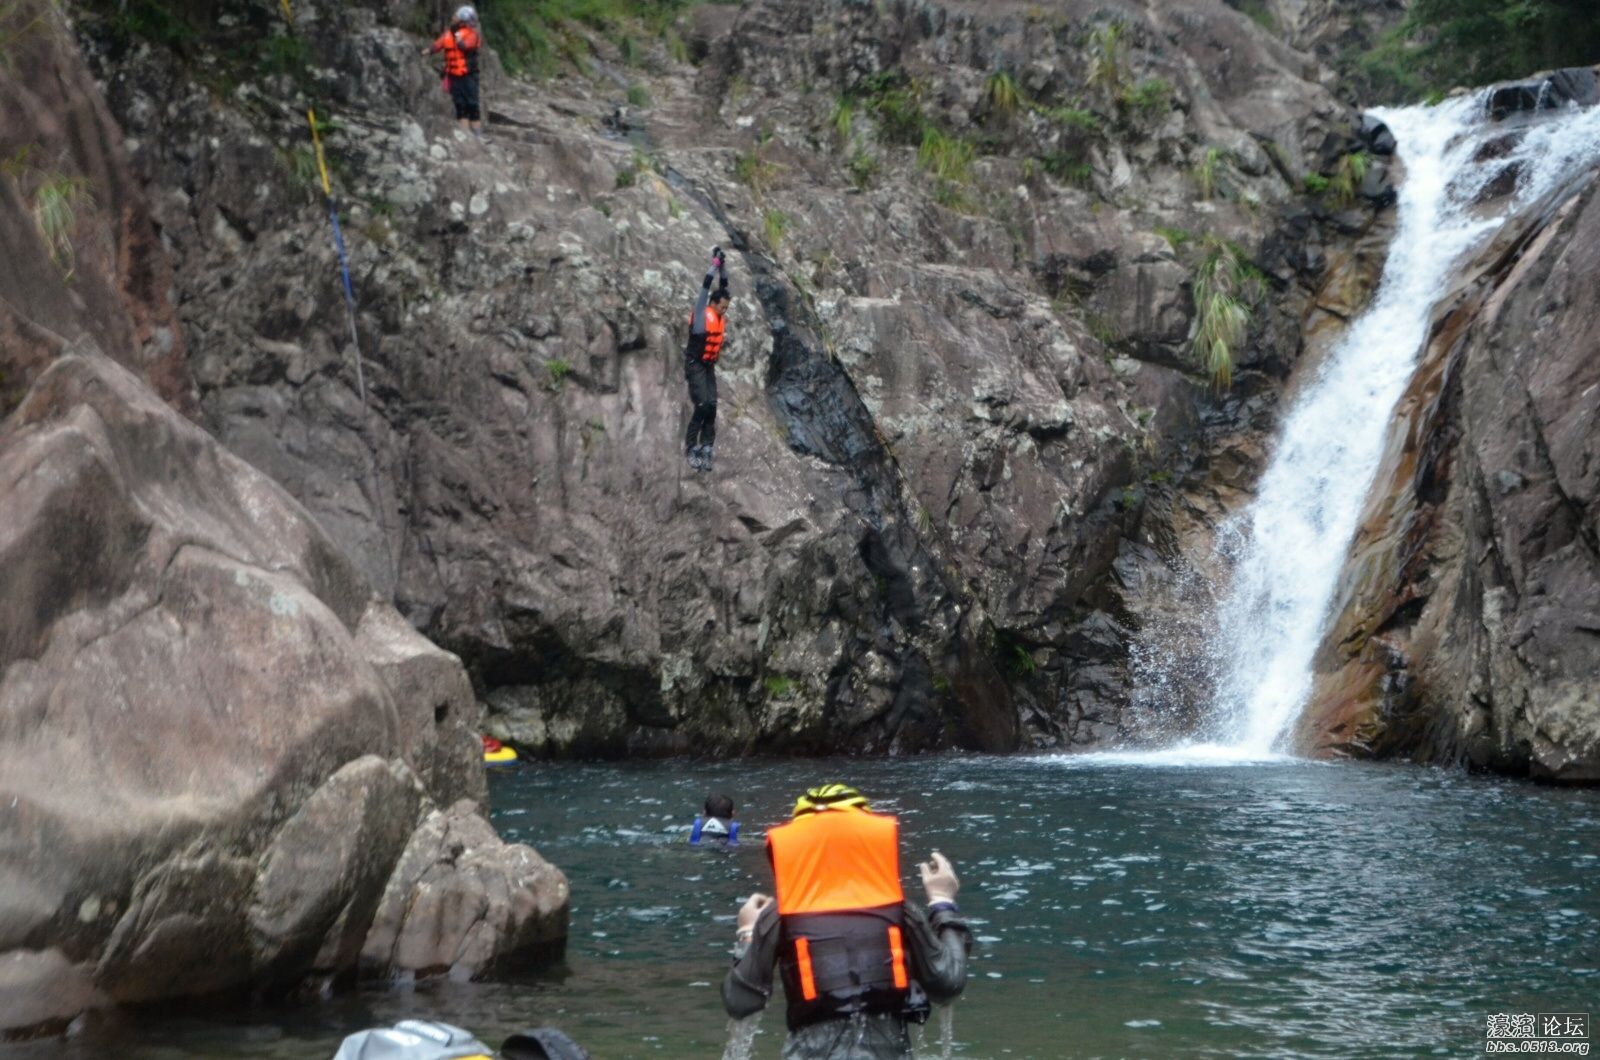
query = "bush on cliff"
xmin=1364 ymin=0 xmax=1600 ymax=100
xmin=479 ymin=0 xmax=718 ymax=74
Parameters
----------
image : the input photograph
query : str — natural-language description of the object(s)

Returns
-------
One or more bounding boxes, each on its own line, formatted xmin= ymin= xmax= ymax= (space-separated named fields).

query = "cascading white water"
xmin=1141 ymin=94 xmax=1600 ymax=761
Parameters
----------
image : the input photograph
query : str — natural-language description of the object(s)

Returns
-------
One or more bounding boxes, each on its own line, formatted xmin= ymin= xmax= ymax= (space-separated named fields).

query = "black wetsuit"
xmin=684 ymin=261 xmax=727 ymax=457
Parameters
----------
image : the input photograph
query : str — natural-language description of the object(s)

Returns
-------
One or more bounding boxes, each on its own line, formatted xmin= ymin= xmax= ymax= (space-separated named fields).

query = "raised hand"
xmin=736 ymin=892 xmax=771 ymax=935
xmin=919 ymin=851 xmax=959 ymax=905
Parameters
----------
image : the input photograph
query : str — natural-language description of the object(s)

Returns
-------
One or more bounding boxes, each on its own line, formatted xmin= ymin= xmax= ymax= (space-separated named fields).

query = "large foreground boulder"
xmin=0 ymin=354 xmax=567 ymax=1035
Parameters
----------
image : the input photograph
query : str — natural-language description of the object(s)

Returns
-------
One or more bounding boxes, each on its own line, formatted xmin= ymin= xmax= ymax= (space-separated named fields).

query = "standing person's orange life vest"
xmin=433 ymin=25 xmax=480 ymax=78
xmin=766 ymin=807 xmax=911 ymax=1030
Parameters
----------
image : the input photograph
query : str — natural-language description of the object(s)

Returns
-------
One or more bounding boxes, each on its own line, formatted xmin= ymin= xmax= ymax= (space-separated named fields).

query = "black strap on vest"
xmin=777 ymin=904 xmax=911 ymax=1031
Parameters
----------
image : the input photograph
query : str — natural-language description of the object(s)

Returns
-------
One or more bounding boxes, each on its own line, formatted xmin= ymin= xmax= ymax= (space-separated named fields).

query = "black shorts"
xmin=448 ymin=74 xmax=480 ymax=122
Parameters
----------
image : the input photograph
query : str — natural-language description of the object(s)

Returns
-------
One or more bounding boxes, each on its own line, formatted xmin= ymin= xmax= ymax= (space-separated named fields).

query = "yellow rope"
xmin=275 ymin=0 xmax=365 ymax=407
xmin=306 ymin=108 xmax=333 ymax=197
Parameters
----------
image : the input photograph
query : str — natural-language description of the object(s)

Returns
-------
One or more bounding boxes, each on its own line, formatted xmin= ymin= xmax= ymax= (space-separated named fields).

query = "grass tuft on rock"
xmin=1085 ymin=21 xmax=1129 ymax=104
xmin=984 ymin=70 xmax=1021 ymax=121
xmin=857 ymin=71 xmax=927 ymax=146
xmin=847 ymin=148 xmax=879 ymax=190
xmin=1192 ymin=147 xmax=1229 ymax=202
xmin=917 ymin=128 xmax=974 ymax=184
xmin=1122 ymin=76 xmax=1171 ymax=117
xmin=1329 ymin=150 xmax=1369 ymax=207
xmin=1154 ymin=225 xmax=1193 ymax=250
xmin=1190 ymin=237 xmax=1262 ymax=392
xmin=762 ymin=207 xmax=788 ymax=250
xmin=32 ymin=174 xmax=89 ymax=280
xmin=830 ymin=96 xmax=854 ymax=141
xmin=734 ymin=135 xmax=781 ymax=196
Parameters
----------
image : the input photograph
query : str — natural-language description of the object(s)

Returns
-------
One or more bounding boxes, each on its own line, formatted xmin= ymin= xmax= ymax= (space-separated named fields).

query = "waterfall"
xmin=1140 ymin=94 xmax=1600 ymax=760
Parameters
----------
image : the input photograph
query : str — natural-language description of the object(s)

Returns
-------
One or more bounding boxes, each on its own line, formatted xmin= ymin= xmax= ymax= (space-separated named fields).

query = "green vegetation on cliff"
xmin=1366 ymin=0 xmax=1600 ymax=99
xmin=1190 ymin=238 xmax=1263 ymax=392
xmin=479 ymin=0 xmax=731 ymax=74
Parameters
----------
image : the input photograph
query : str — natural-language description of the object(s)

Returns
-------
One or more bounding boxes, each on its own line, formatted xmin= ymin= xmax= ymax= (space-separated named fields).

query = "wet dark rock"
xmin=1474 ymin=161 xmax=1525 ymax=206
xmin=1359 ymin=113 xmax=1397 ymax=156
xmin=1360 ymin=159 xmax=1397 ymax=207
xmin=1472 ymin=133 xmax=1520 ymax=163
xmin=1486 ymin=67 xmax=1600 ymax=120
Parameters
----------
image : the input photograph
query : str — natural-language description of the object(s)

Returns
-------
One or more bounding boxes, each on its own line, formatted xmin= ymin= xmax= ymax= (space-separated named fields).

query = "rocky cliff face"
xmin=1243 ymin=0 xmax=1407 ymax=100
xmin=68 ymin=0 xmax=1395 ymax=755
xmin=1300 ymin=76 xmax=1600 ymax=782
xmin=0 ymin=2 xmax=566 ymax=1035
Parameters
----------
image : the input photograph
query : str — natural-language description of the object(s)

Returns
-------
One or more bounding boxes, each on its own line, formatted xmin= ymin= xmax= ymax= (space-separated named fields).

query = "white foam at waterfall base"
xmin=1045 ymin=743 xmax=1299 ymax=769
xmin=1112 ymin=95 xmax=1600 ymax=766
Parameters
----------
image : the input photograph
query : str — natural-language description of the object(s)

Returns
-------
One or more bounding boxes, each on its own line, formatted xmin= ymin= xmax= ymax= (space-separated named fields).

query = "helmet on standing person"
xmin=454 ymin=5 xmax=478 ymax=24
xmin=791 ymin=782 xmax=869 ymax=816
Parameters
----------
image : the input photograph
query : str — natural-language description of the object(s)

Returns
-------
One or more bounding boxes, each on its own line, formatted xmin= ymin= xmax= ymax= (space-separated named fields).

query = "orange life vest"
xmin=434 ymin=25 xmax=480 ymax=78
xmin=766 ymin=807 xmax=911 ymax=1030
xmin=702 ymin=305 xmax=725 ymax=363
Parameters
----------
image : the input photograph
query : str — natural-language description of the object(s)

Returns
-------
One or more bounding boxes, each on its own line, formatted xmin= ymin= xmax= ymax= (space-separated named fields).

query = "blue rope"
xmin=326 ymin=197 xmax=365 ymax=404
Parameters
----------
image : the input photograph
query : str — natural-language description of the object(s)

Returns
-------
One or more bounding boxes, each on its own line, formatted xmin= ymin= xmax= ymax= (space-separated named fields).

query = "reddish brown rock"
xmin=0 ymin=0 xmax=193 ymax=417
xmin=1301 ymin=173 xmax=1600 ymax=782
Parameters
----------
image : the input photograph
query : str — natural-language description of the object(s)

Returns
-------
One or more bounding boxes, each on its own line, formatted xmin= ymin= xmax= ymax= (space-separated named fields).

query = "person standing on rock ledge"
xmin=425 ymin=6 xmax=483 ymax=135
xmin=684 ymin=246 xmax=730 ymax=472
xmin=721 ymin=783 xmax=971 ymax=1059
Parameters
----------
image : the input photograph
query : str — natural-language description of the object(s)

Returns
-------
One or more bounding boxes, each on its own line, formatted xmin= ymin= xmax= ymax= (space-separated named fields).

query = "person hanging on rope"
xmin=425 ymin=6 xmax=483 ymax=135
xmin=684 ymin=246 xmax=730 ymax=473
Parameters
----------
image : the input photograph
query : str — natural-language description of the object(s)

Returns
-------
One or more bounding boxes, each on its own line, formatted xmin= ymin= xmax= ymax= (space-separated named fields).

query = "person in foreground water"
xmin=720 ymin=784 xmax=971 ymax=1059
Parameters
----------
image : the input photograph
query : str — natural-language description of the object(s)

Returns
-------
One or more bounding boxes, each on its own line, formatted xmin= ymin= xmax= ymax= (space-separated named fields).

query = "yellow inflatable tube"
xmin=481 ymin=736 xmax=518 ymax=765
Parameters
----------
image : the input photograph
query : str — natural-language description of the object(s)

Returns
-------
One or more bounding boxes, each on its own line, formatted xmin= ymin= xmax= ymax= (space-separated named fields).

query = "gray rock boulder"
xmin=360 ymin=799 xmax=570 ymax=981
xmin=0 ymin=354 xmax=566 ymax=1034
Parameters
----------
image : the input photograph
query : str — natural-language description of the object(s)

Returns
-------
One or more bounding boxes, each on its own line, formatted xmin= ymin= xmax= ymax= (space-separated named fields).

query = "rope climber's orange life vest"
xmin=766 ymin=807 xmax=911 ymax=1030
xmin=699 ymin=305 xmax=726 ymax=363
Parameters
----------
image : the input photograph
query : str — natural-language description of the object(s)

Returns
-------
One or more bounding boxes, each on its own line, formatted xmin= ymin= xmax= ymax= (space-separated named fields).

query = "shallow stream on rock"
xmin=12 ymin=756 xmax=1598 ymax=1058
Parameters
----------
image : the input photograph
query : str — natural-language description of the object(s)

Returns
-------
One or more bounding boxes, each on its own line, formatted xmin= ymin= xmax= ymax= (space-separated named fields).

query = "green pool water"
xmin=8 ymin=755 xmax=1598 ymax=1058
